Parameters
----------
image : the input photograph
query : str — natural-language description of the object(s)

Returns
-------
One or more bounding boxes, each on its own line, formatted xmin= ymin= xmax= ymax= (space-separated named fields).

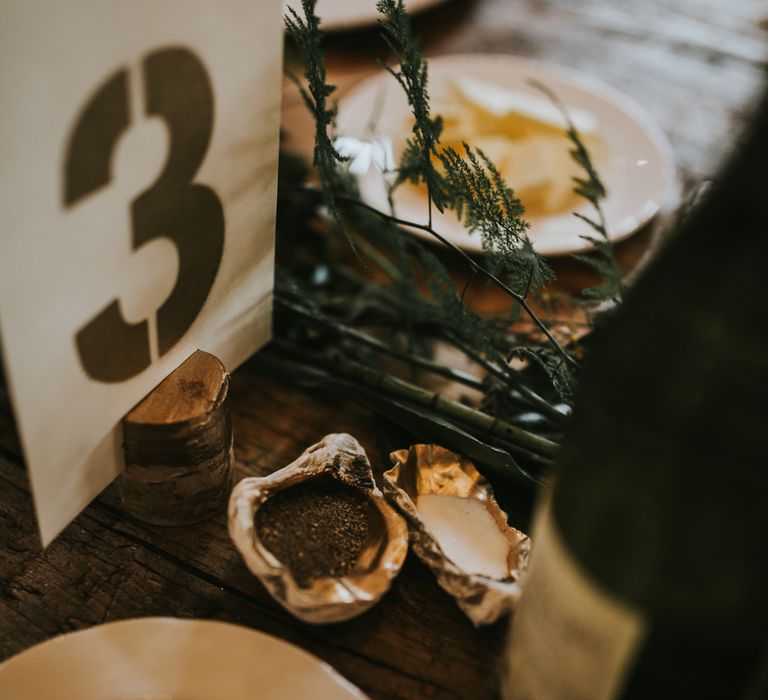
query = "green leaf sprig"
xmin=276 ymin=0 xmax=623 ymax=494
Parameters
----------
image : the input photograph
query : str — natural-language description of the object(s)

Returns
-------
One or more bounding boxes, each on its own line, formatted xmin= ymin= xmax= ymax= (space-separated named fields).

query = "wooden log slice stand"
xmin=119 ymin=350 xmax=233 ymax=526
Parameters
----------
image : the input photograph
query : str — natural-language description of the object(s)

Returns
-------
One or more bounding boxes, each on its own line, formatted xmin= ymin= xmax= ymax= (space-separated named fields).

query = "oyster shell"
xmin=228 ymin=433 xmax=408 ymax=624
xmin=384 ymin=444 xmax=530 ymax=626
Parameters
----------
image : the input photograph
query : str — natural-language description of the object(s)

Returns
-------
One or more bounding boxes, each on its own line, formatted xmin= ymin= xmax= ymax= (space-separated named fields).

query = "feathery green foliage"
xmin=375 ymin=0 xmax=555 ymax=320
xmin=284 ymin=0 xmax=359 ymax=254
xmin=508 ymin=345 xmax=575 ymax=403
xmin=436 ymin=145 xmax=553 ymax=297
xmin=277 ymin=0 xmax=621 ymax=491
xmin=530 ymin=80 xmax=624 ymax=305
xmin=376 ymin=0 xmax=445 ymax=208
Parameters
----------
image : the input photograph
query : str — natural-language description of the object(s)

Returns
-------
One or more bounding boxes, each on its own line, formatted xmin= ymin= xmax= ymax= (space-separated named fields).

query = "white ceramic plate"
xmin=0 ymin=617 xmax=367 ymax=700
xmin=284 ymin=0 xmax=448 ymax=32
xmin=337 ymin=54 xmax=677 ymax=257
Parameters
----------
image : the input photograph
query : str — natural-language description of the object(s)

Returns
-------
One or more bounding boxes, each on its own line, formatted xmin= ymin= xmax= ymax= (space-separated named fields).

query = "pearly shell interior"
xmin=384 ymin=444 xmax=530 ymax=626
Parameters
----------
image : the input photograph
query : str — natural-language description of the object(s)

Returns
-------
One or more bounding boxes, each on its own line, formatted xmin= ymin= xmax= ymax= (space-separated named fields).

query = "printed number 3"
xmin=63 ymin=47 xmax=224 ymax=383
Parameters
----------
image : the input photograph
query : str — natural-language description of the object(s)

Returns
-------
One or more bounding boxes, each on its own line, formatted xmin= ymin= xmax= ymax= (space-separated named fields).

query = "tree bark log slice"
xmin=120 ymin=350 xmax=233 ymax=526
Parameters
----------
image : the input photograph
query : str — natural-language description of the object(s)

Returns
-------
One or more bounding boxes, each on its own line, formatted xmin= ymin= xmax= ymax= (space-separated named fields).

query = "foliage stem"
xmin=442 ymin=331 xmax=567 ymax=425
xmin=293 ymin=184 xmax=579 ymax=371
xmin=272 ymin=338 xmax=560 ymax=458
xmin=276 ymin=296 xmax=487 ymax=391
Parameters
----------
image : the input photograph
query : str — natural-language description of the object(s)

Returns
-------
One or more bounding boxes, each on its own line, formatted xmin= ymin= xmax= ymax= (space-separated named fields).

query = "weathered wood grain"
xmin=120 ymin=350 xmax=233 ymax=526
xmin=0 ymin=368 xmax=506 ymax=700
xmin=124 ymin=350 xmax=229 ymax=427
xmin=1 ymin=2 xmax=765 ymax=698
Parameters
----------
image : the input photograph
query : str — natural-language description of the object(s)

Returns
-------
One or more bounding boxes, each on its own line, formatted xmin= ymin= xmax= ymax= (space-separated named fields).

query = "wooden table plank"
xmin=1 ymin=2 xmax=765 ymax=698
xmin=0 ymin=367 xmax=506 ymax=700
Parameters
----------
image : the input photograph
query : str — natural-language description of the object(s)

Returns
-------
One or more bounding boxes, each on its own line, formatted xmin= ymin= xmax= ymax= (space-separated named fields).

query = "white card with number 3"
xmin=0 ymin=1 xmax=283 ymax=545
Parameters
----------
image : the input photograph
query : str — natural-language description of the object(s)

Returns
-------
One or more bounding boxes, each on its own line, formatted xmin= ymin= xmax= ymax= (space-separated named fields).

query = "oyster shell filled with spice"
xmin=384 ymin=444 xmax=530 ymax=626
xmin=228 ymin=433 xmax=408 ymax=624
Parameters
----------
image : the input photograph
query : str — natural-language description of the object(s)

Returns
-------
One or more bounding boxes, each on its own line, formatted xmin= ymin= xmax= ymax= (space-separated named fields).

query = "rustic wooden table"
xmin=1 ymin=2 xmax=765 ymax=699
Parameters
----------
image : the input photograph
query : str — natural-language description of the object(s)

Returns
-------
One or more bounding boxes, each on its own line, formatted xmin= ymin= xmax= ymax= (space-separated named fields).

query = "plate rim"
xmin=338 ymin=52 xmax=679 ymax=257
xmin=0 ymin=616 xmax=367 ymax=699
xmin=283 ymin=0 xmax=448 ymax=32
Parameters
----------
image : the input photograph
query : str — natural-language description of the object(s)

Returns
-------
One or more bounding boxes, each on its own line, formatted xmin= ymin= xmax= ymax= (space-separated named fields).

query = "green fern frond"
xmin=285 ymin=0 xmax=359 ymax=255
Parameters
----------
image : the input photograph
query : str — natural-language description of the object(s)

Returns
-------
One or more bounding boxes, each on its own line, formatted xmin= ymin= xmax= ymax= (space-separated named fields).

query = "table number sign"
xmin=0 ymin=0 xmax=283 ymax=545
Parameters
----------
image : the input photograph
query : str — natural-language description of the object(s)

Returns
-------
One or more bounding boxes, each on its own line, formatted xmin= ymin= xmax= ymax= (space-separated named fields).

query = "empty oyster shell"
xmin=228 ymin=433 xmax=408 ymax=624
xmin=384 ymin=444 xmax=530 ymax=626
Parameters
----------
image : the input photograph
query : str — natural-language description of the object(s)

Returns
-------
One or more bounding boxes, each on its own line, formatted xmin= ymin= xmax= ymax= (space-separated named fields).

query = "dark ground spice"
xmin=255 ymin=475 xmax=371 ymax=587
